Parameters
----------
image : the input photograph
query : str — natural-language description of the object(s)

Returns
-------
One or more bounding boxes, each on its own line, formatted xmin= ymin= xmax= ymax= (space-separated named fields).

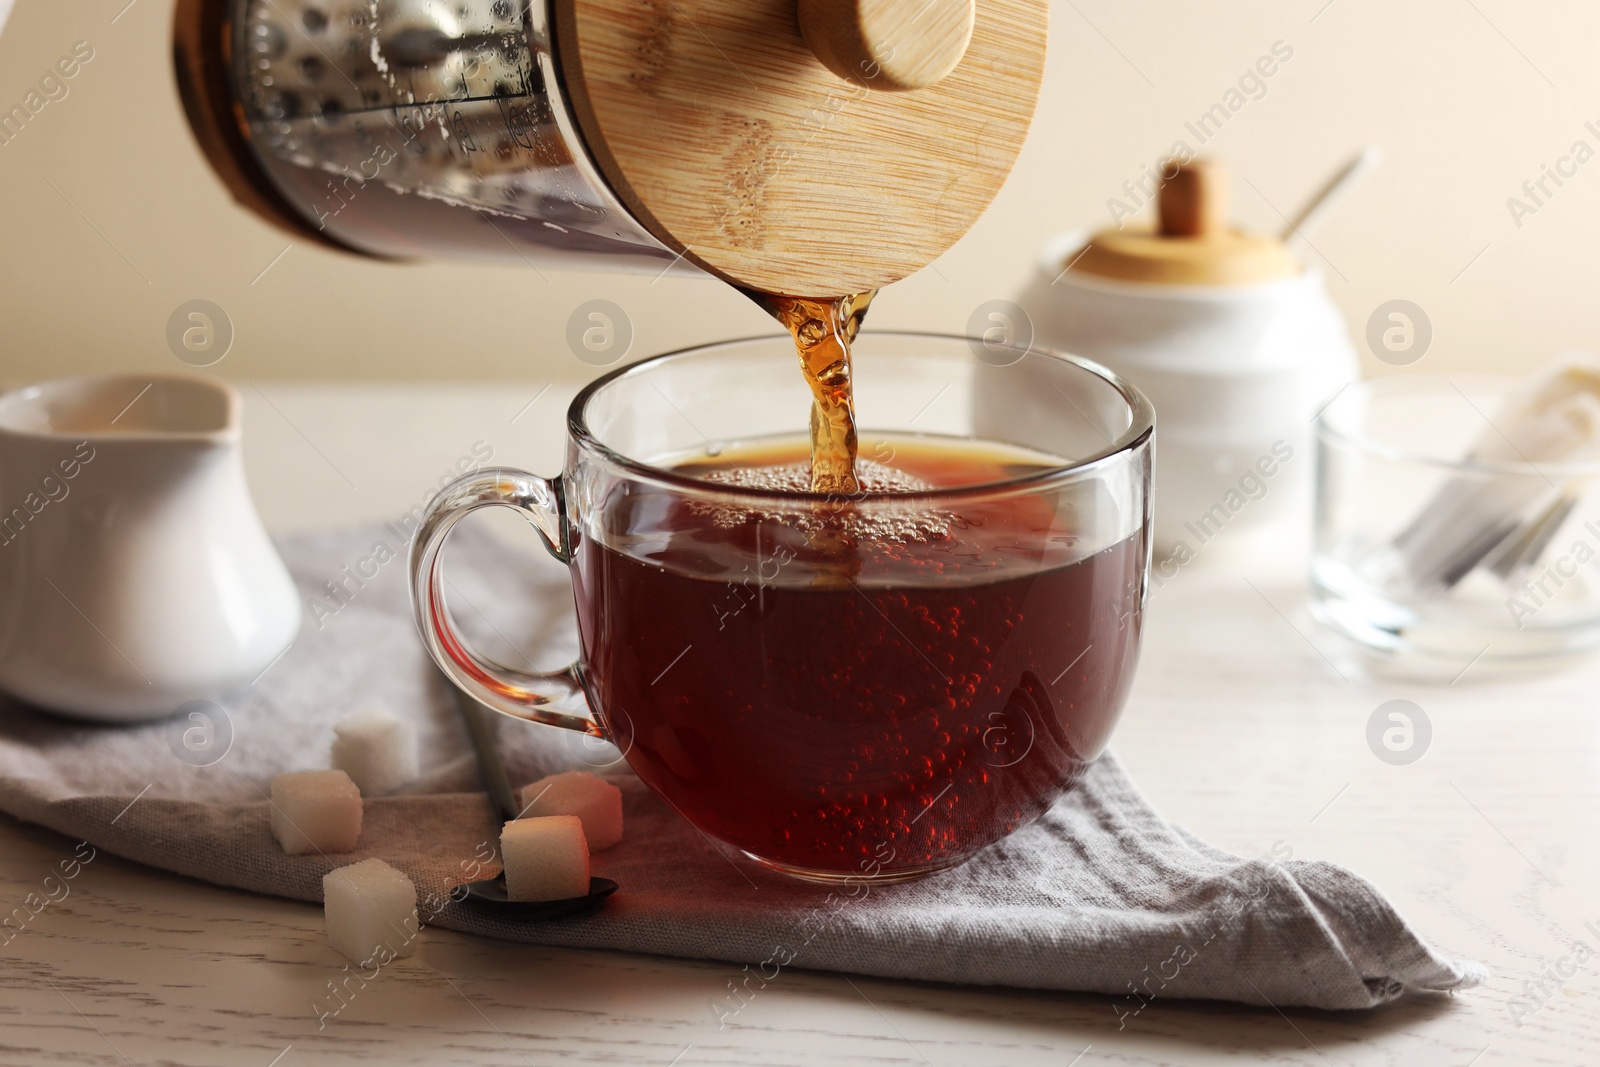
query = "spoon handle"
xmin=1281 ymin=145 xmax=1383 ymax=244
xmin=451 ymin=680 xmax=521 ymax=823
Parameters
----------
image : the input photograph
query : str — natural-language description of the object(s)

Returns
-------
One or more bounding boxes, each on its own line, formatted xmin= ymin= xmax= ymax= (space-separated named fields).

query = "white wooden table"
xmin=2 ymin=383 xmax=1596 ymax=1066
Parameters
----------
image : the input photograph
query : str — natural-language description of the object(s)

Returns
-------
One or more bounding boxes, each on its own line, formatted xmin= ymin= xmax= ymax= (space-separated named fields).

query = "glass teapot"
xmin=172 ymin=0 xmax=1047 ymax=296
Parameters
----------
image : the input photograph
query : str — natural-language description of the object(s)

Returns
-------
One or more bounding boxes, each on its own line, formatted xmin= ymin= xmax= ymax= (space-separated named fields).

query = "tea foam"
xmin=690 ymin=459 xmax=951 ymax=543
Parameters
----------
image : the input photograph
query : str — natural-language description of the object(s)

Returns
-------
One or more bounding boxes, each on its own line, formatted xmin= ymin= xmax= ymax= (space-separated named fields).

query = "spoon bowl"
xmin=461 ymin=874 xmax=618 ymax=917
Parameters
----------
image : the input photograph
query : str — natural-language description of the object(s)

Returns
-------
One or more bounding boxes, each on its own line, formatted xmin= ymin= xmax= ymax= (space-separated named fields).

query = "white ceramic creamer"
xmin=0 ymin=375 xmax=300 ymax=721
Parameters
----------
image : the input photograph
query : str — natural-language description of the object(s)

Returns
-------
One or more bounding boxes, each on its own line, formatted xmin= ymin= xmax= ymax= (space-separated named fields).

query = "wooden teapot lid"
xmin=1072 ymin=159 xmax=1301 ymax=286
xmin=552 ymin=0 xmax=1047 ymax=296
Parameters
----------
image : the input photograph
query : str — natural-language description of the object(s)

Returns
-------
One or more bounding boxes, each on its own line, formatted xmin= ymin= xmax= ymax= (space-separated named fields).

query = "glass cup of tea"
xmin=410 ymin=333 xmax=1154 ymax=883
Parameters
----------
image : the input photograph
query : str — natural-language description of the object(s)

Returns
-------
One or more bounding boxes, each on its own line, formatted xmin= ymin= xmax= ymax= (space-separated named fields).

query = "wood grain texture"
xmin=3 ymin=385 xmax=1599 ymax=1065
xmin=1072 ymin=226 xmax=1300 ymax=286
xmin=798 ymin=0 xmax=977 ymax=91
xmin=553 ymin=0 xmax=1047 ymax=296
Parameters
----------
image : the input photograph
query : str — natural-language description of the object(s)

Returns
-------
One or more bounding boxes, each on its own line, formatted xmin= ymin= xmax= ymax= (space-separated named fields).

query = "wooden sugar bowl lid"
xmin=553 ymin=0 xmax=1048 ymax=296
xmin=1073 ymin=159 xmax=1301 ymax=287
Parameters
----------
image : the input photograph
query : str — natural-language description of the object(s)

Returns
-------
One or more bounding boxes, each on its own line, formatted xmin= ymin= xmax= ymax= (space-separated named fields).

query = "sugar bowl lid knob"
xmin=1158 ymin=158 xmax=1230 ymax=238
xmin=799 ymin=0 xmax=977 ymax=91
xmin=1070 ymin=158 xmax=1302 ymax=286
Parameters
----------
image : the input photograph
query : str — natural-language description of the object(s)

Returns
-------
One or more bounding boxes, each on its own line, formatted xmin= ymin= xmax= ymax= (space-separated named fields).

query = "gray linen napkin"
xmin=0 ymin=523 xmax=1485 ymax=1015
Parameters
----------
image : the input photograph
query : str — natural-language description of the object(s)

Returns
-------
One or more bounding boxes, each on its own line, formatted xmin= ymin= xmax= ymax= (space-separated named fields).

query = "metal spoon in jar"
xmin=448 ymin=680 xmax=616 ymax=915
xmin=1279 ymin=145 xmax=1384 ymax=246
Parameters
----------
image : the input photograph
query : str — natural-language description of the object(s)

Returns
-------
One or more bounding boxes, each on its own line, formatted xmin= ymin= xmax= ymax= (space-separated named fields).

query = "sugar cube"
xmin=323 ymin=858 xmax=419 ymax=964
xmin=501 ymin=816 xmax=590 ymax=903
xmin=518 ymin=771 xmax=624 ymax=852
xmin=270 ymin=770 xmax=363 ymax=856
xmin=331 ymin=712 xmax=420 ymax=796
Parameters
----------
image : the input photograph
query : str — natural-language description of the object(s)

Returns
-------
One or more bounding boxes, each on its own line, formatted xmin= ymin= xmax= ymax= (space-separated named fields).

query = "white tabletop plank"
xmin=1 ymin=383 xmax=1595 ymax=1066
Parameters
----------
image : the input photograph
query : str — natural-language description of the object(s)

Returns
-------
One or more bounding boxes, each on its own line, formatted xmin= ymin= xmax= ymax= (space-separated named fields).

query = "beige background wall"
xmin=0 ymin=0 xmax=1595 ymax=383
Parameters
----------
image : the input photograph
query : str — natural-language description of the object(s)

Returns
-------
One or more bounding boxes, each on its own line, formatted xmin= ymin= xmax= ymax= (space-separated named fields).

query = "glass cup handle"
xmin=408 ymin=468 xmax=603 ymax=738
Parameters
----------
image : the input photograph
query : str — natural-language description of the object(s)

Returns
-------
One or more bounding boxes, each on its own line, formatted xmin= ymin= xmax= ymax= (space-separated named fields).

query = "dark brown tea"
xmin=574 ymin=434 xmax=1145 ymax=879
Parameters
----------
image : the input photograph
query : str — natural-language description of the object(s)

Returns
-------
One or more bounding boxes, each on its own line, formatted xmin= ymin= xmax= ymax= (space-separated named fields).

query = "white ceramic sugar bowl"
xmin=1016 ymin=161 xmax=1358 ymax=555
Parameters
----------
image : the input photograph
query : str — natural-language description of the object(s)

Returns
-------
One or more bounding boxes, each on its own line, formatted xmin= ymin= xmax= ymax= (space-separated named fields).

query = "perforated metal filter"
xmin=225 ymin=0 xmax=674 ymax=266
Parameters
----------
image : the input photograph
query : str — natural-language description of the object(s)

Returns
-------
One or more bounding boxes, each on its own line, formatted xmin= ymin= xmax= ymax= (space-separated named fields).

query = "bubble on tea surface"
xmin=689 ymin=459 xmax=953 ymax=544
